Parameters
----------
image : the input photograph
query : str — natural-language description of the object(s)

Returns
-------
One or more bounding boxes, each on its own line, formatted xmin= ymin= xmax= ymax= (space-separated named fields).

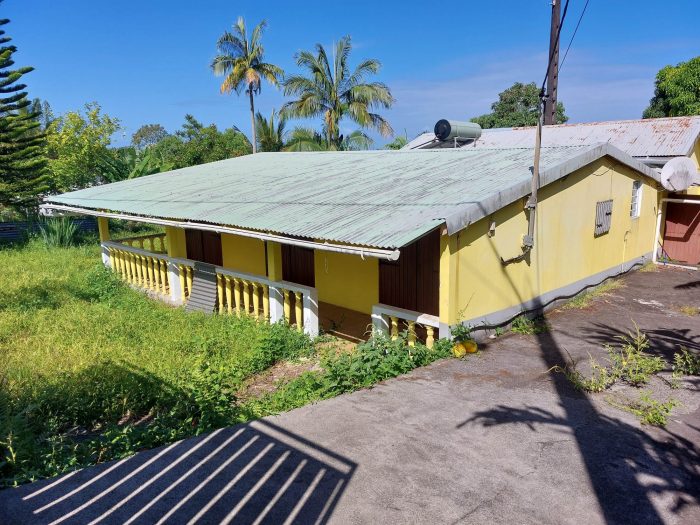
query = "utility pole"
xmin=544 ymin=0 xmax=561 ymax=125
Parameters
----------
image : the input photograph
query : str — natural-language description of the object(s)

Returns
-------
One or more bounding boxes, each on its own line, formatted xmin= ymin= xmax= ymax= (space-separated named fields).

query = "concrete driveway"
xmin=2 ymin=266 xmax=699 ymax=524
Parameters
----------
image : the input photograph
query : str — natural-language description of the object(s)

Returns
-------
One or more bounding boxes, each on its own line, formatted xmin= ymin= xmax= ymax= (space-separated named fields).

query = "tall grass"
xmin=37 ymin=217 xmax=80 ymax=247
xmin=0 ymin=241 xmax=313 ymax=486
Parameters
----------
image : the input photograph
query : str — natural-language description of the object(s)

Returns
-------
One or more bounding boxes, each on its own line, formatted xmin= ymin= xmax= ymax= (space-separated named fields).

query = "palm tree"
xmin=211 ymin=17 xmax=283 ymax=153
xmin=284 ymin=126 xmax=373 ymax=152
xmin=282 ymin=36 xmax=394 ymax=150
xmin=255 ymin=109 xmax=286 ymax=152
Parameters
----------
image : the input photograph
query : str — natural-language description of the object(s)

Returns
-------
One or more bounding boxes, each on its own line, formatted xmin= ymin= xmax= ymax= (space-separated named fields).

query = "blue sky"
xmin=5 ymin=0 xmax=700 ymax=147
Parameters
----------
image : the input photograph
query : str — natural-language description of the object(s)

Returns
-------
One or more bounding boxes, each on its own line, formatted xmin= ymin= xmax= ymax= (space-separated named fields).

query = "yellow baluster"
xmin=129 ymin=253 xmax=137 ymax=285
xmin=242 ymin=280 xmax=251 ymax=315
xmin=252 ymin=283 xmax=260 ymax=320
xmin=178 ymin=264 xmax=186 ymax=303
xmin=283 ymin=290 xmax=291 ymax=323
xmin=147 ymin=257 xmax=156 ymax=290
xmin=426 ymin=326 xmax=435 ymax=349
xmin=390 ymin=316 xmax=399 ymax=340
xmin=186 ymin=266 xmax=193 ymax=298
xmin=263 ymin=285 xmax=270 ymax=321
xmin=108 ymin=248 xmax=115 ymax=270
xmin=216 ymin=274 xmax=224 ymax=313
xmin=225 ymin=276 xmax=233 ymax=314
xmin=152 ymin=258 xmax=160 ymax=291
xmin=408 ymin=321 xmax=416 ymax=347
xmin=160 ymin=259 xmax=168 ymax=294
xmin=138 ymin=238 xmax=144 ymax=249
xmin=139 ymin=256 xmax=147 ymax=287
xmin=233 ymin=278 xmax=242 ymax=316
xmin=116 ymin=250 xmax=124 ymax=277
xmin=294 ymin=291 xmax=303 ymax=332
xmin=148 ymin=237 xmax=154 ymax=252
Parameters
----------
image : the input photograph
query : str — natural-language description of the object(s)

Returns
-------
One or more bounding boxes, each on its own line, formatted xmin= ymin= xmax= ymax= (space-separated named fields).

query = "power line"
xmin=560 ymin=0 xmax=591 ymax=73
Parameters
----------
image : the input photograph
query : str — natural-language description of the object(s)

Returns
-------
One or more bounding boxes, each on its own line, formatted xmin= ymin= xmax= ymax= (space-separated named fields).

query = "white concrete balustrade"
xmin=101 ymin=240 xmax=319 ymax=337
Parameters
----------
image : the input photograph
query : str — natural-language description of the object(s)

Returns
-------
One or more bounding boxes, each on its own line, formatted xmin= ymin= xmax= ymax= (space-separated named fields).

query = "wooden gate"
xmin=662 ymin=202 xmax=700 ymax=264
xmin=185 ymin=230 xmax=223 ymax=266
xmin=379 ymin=229 xmax=440 ymax=316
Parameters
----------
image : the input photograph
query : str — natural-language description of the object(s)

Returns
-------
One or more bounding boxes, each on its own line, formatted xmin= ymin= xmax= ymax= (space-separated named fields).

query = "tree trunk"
xmin=249 ymin=88 xmax=257 ymax=154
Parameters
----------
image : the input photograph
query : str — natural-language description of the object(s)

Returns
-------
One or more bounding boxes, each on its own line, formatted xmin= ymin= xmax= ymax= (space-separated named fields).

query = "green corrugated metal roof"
xmin=45 ymin=144 xmax=657 ymax=249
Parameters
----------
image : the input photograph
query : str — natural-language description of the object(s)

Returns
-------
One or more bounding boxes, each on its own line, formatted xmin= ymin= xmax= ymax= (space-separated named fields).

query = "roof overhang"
xmin=40 ymin=203 xmax=401 ymax=261
xmin=442 ymin=143 xmax=663 ymax=235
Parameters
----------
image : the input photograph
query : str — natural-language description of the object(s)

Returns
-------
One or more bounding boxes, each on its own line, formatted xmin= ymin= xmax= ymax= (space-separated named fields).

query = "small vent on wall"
xmin=594 ymin=200 xmax=613 ymax=236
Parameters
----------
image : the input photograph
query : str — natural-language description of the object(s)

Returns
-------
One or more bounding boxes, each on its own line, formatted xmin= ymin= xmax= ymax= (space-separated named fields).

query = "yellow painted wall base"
xmin=314 ymin=250 xmax=379 ymax=314
xmin=221 ymin=233 xmax=267 ymax=276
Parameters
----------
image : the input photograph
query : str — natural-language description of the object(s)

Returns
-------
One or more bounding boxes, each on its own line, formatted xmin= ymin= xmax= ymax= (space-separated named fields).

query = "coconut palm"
xmin=284 ymin=126 xmax=373 ymax=152
xmin=282 ymin=36 xmax=394 ymax=150
xmin=255 ymin=109 xmax=286 ymax=152
xmin=211 ymin=17 xmax=283 ymax=153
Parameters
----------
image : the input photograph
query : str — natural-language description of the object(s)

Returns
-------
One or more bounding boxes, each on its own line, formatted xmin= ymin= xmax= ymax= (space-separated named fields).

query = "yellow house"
xmin=42 ymin=143 xmax=666 ymax=343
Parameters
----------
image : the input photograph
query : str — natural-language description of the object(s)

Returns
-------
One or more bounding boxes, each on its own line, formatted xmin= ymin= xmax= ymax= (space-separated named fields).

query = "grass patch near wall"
xmin=562 ymin=279 xmax=623 ymax=310
xmin=0 ymin=241 xmax=453 ymax=487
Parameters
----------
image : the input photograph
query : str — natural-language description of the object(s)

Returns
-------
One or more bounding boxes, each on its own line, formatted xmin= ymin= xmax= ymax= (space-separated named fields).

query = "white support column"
xmin=371 ymin=306 xmax=390 ymax=335
xmin=100 ymin=243 xmax=111 ymax=267
xmin=167 ymin=261 xmax=183 ymax=304
xmin=268 ymin=285 xmax=284 ymax=323
xmin=302 ymin=289 xmax=319 ymax=337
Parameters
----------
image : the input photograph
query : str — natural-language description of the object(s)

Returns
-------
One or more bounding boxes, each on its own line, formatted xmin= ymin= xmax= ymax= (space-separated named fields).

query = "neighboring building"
xmin=42 ymin=143 xmax=663 ymax=343
xmin=406 ymin=116 xmax=700 ymax=265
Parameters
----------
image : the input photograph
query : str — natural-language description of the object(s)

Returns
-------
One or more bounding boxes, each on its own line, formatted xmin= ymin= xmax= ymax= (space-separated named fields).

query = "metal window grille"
xmin=630 ymin=180 xmax=642 ymax=218
xmin=595 ymin=200 xmax=613 ymax=236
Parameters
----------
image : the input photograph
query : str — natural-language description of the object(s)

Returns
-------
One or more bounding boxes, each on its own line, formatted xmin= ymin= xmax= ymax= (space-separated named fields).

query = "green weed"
xmin=607 ymin=326 xmax=665 ymax=387
xmin=511 ymin=314 xmax=548 ymax=335
xmin=562 ymin=280 xmax=623 ymax=310
xmin=672 ymin=346 xmax=700 ymax=377
xmin=607 ymin=392 xmax=678 ymax=427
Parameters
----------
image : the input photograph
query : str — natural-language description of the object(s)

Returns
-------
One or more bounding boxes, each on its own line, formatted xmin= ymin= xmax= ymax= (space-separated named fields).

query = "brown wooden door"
xmin=282 ymin=245 xmax=315 ymax=287
xmin=663 ymin=202 xmax=700 ymax=264
xmin=185 ymin=230 xmax=222 ymax=266
xmin=379 ymin=229 xmax=439 ymax=315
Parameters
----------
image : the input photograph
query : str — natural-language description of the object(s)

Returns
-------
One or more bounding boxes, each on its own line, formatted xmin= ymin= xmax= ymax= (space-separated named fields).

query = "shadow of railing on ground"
xmin=2 ymin=419 xmax=356 ymax=525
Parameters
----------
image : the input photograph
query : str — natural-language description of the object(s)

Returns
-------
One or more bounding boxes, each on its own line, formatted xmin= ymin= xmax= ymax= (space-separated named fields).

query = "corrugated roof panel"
xmin=46 ymin=145 xmax=638 ymax=249
xmin=405 ymin=116 xmax=700 ymax=158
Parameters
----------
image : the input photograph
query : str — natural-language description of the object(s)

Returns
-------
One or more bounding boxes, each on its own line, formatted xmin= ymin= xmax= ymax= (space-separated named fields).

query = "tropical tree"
xmin=471 ymin=82 xmax=568 ymax=128
xmin=211 ymin=17 xmax=283 ymax=154
xmin=384 ymin=135 xmax=408 ymax=150
xmin=282 ymin=35 xmax=394 ymax=150
xmin=255 ymin=109 xmax=286 ymax=152
xmin=284 ymin=126 xmax=373 ymax=151
xmin=132 ymin=123 xmax=168 ymax=150
xmin=643 ymin=57 xmax=700 ymax=118
xmin=0 ymin=16 xmax=49 ymax=210
xmin=45 ymin=102 xmax=120 ymax=191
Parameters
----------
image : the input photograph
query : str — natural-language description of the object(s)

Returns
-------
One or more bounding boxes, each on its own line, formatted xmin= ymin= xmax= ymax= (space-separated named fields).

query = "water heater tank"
xmin=434 ymin=120 xmax=482 ymax=142
xmin=660 ymin=157 xmax=699 ymax=192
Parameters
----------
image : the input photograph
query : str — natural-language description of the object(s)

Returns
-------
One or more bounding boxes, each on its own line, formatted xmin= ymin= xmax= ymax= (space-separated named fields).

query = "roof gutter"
xmin=40 ymin=203 xmax=401 ymax=261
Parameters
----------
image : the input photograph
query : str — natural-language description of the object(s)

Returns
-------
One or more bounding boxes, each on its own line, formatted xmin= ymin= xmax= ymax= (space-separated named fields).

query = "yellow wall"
xmin=314 ymin=250 xmax=379 ymax=314
xmin=445 ymin=157 xmax=660 ymax=325
xmin=97 ymin=217 xmax=110 ymax=241
xmin=221 ymin=233 xmax=267 ymax=276
xmin=165 ymin=226 xmax=187 ymax=258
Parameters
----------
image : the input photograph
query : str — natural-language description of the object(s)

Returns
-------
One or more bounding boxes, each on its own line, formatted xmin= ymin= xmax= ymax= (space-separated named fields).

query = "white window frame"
xmin=630 ymin=180 xmax=643 ymax=218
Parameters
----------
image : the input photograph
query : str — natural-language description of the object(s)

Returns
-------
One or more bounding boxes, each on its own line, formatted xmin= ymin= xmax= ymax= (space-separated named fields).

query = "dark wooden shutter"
xmin=185 ymin=230 xmax=222 ymax=266
xmin=379 ymin=229 xmax=439 ymax=316
xmin=282 ymin=245 xmax=315 ymax=287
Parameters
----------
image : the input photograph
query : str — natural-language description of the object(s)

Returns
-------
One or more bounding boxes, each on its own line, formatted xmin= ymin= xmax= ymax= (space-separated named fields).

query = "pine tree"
xmin=0 ymin=14 xmax=48 ymax=211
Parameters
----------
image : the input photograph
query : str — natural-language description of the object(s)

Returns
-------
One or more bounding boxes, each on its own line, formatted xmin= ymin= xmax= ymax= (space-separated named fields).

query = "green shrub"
xmin=607 ymin=326 xmax=664 ymax=387
xmin=37 ymin=217 xmax=80 ymax=247
xmin=672 ymin=346 xmax=700 ymax=377
xmin=608 ymin=391 xmax=678 ymax=427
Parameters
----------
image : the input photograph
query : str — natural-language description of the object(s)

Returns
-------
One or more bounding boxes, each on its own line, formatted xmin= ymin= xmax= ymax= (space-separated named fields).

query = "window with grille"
xmin=630 ymin=180 xmax=642 ymax=218
xmin=595 ymin=200 xmax=613 ymax=236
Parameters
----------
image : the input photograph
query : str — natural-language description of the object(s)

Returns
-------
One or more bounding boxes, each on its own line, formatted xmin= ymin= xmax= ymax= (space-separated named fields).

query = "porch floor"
xmin=318 ymin=302 xmax=371 ymax=342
